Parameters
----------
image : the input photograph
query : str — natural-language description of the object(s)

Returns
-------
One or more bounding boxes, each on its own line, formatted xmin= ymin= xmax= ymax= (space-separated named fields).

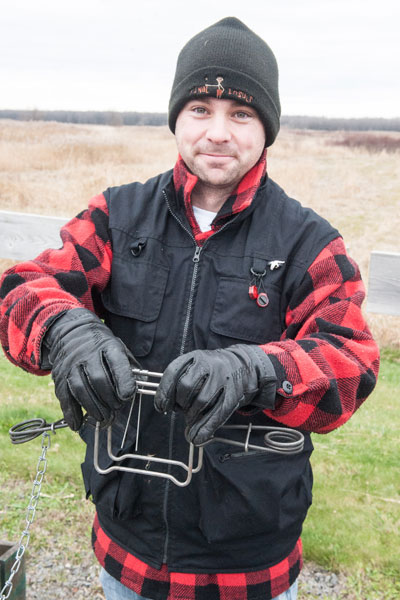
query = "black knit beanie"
xmin=168 ymin=17 xmax=281 ymax=147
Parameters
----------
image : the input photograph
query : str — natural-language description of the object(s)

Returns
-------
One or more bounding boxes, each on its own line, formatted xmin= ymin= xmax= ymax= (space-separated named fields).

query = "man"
xmin=0 ymin=17 xmax=379 ymax=600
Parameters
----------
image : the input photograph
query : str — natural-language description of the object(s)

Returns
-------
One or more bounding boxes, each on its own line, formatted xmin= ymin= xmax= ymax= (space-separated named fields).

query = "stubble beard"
xmin=190 ymin=154 xmax=242 ymax=192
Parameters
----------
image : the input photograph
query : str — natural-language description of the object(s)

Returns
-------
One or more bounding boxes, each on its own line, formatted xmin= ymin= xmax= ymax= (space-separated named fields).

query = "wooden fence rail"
xmin=366 ymin=251 xmax=400 ymax=316
xmin=0 ymin=210 xmax=67 ymax=261
xmin=0 ymin=210 xmax=399 ymax=316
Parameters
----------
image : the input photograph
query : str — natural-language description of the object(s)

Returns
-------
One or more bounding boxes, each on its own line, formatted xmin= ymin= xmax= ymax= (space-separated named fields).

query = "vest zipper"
xmin=161 ymin=242 xmax=202 ymax=563
xmin=162 ymin=190 xmax=203 ymax=563
xmin=160 ymin=188 xmax=238 ymax=564
xmin=180 ymin=245 xmax=202 ymax=353
xmin=162 ymin=189 xmax=196 ymax=243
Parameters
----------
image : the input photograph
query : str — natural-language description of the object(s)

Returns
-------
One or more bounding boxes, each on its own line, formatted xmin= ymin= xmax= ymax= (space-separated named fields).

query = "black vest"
xmin=80 ymin=170 xmax=339 ymax=572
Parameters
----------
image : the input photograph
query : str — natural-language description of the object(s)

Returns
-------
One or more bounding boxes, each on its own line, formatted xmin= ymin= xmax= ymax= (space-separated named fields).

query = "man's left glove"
xmin=41 ymin=308 xmax=139 ymax=430
xmin=154 ymin=344 xmax=277 ymax=445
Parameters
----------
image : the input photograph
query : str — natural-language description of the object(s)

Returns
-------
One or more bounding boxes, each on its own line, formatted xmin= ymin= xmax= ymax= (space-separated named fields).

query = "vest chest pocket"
xmin=101 ymin=255 xmax=169 ymax=357
xmin=208 ymin=277 xmax=283 ymax=347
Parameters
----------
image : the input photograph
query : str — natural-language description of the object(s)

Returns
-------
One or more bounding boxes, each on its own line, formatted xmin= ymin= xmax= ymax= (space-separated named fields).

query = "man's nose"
xmin=206 ymin=115 xmax=231 ymax=144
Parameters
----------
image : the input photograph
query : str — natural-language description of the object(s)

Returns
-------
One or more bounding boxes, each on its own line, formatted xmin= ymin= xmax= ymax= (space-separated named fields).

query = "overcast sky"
xmin=1 ymin=0 xmax=399 ymax=118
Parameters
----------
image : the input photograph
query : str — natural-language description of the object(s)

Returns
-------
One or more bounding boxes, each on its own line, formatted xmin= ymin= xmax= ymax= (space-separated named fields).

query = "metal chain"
xmin=0 ymin=432 xmax=51 ymax=600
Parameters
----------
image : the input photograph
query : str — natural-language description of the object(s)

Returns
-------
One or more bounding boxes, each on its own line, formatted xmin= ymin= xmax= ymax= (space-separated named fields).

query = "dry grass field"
xmin=0 ymin=118 xmax=399 ymax=348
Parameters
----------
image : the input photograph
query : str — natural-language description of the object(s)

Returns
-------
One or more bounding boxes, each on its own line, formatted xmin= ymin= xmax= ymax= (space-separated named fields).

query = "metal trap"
xmin=92 ymin=368 xmax=305 ymax=487
xmin=10 ymin=368 xmax=305 ymax=488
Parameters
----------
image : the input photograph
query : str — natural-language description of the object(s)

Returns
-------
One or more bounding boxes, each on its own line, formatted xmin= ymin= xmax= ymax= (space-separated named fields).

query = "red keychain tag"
xmin=249 ymin=285 xmax=259 ymax=300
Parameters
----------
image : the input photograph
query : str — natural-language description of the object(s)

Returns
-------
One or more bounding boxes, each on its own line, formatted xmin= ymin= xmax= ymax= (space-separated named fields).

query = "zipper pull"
xmin=193 ymin=246 xmax=202 ymax=263
xmin=219 ymin=453 xmax=231 ymax=463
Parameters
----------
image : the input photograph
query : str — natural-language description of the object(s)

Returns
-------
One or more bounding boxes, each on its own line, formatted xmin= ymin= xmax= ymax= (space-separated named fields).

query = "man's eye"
xmin=235 ymin=111 xmax=251 ymax=119
xmin=192 ymin=106 xmax=207 ymax=114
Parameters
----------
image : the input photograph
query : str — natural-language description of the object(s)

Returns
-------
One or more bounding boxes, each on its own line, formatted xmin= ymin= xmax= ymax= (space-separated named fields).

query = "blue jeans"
xmin=100 ymin=567 xmax=298 ymax=600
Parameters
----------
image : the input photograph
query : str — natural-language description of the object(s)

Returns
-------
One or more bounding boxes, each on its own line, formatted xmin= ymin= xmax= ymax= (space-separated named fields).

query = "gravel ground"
xmin=21 ymin=548 xmax=349 ymax=599
xmin=298 ymin=562 xmax=349 ymax=598
xmin=25 ymin=549 xmax=105 ymax=599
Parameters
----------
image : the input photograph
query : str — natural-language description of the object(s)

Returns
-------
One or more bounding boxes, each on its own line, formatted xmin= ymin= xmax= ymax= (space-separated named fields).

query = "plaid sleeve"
xmin=261 ymin=236 xmax=380 ymax=433
xmin=0 ymin=193 xmax=112 ymax=374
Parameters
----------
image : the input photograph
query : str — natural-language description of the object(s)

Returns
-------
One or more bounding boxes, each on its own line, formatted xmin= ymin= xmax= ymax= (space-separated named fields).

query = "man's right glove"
xmin=41 ymin=308 xmax=139 ymax=430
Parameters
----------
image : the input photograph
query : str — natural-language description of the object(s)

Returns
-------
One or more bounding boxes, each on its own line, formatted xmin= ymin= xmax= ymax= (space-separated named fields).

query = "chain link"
xmin=0 ymin=432 xmax=51 ymax=600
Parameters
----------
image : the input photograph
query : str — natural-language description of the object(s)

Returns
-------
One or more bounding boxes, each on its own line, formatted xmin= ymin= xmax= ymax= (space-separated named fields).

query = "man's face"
xmin=175 ymin=97 xmax=266 ymax=192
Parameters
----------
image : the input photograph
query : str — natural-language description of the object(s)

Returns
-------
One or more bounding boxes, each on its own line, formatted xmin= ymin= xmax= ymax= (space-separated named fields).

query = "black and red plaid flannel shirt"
xmin=0 ymin=152 xmax=379 ymax=599
xmin=92 ymin=513 xmax=302 ymax=600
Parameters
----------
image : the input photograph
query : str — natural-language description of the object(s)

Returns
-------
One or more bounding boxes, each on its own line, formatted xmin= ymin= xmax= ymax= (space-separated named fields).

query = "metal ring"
xmin=250 ymin=267 xmax=267 ymax=277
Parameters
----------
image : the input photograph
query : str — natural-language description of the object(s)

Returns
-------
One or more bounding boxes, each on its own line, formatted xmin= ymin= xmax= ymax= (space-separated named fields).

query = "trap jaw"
xmin=93 ymin=421 xmax=204 ymax=487
xmin=93 ymin=368 xmax=305 ymax=487
xmin=93 ymin=369 xmax=204 ymax=487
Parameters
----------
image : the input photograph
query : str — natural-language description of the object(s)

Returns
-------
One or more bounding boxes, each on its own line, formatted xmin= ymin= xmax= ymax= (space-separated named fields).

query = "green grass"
xmin=1 ymin=350 xmax=400 ymax=598
xmin=0 ymin=353 xmax=84 ymax=483
xmin=302 ymin=348 xmax=400 ymax=597
xmin=0 ymin=352 xmax=89 ymax=559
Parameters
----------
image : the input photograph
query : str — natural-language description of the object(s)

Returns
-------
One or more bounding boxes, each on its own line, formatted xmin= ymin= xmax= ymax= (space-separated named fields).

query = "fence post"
xmin=0 ymin=541 xmax=26 ymax=600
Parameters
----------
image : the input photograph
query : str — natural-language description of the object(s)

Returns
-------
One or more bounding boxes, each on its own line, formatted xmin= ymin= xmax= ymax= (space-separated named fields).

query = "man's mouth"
xmin=199 ymin=152 xmax=235 ymax=160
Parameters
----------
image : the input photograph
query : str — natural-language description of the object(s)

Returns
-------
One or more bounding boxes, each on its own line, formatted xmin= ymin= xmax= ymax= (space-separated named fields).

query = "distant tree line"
xmin=0 ymin=109 xmax=167 ymax=126
xmin=280 ymin=115 xmax=400 ymax=132
xmin=0 ymin=109 xmax=399 ymax=132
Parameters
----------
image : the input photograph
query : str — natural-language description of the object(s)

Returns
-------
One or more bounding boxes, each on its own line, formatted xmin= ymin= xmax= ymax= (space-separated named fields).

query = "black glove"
xmin=41 ymin=308 xmax=139 ymax=430
xmin=154 ymin=344 xmax=277 ymax=445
